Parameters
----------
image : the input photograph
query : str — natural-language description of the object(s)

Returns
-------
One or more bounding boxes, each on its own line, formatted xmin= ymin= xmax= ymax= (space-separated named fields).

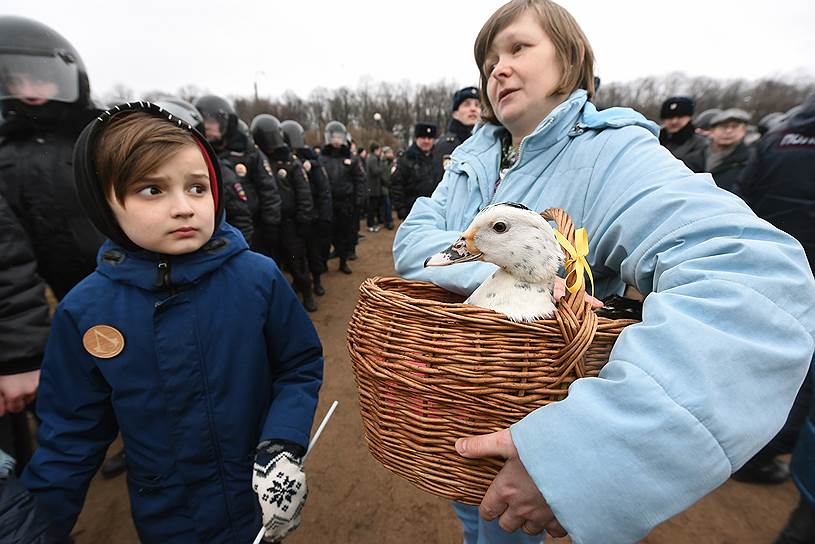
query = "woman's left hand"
xmin=553 ymin=276 xmax=602 ymax=309
xmin=456 ymin=429 xmax=567 ymax=538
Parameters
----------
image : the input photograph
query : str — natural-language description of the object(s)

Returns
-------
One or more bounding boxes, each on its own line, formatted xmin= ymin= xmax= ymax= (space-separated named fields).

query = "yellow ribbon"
xmin=553 ymin=228 xmax=595 ymax=297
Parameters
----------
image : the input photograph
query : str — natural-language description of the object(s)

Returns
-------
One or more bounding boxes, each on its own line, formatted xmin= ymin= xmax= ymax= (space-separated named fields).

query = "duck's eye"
xmin=493 ymin=221 xmax=508 ymax=233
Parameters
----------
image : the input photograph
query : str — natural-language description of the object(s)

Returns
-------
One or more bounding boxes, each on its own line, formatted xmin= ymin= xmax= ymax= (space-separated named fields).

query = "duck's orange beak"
xmin=424 ymin=227 xmax=482 ymax=267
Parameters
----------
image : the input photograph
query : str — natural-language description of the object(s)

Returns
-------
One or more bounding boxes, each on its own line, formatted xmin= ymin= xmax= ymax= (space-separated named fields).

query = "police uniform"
xmin=268 ymin=148 xmax=315 ymax=304
xmin=319 ymin=144 xmax=365 ymax=271
xmin=391 ymin=123 xmax=438 ymax=218
xmin=294 ymin=147 xmax=333 ymax=293
xmin=217 ymin=143 xmax=282 ymax=256
xmin=433 ymin=86 xmax=479 ymax=182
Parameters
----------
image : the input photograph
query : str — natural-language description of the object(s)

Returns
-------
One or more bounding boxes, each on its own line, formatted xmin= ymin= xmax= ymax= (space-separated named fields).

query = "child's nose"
xmin=170 ymin=195 xmax=195 ymax=217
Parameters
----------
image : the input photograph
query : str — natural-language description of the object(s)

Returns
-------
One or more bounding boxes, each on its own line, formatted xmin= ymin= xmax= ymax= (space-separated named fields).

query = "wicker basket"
xmin=346 ymin=208 xmax=638 ymax=505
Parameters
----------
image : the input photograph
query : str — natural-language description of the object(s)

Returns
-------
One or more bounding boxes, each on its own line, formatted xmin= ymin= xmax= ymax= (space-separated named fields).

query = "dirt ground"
xmin=73 ymin=220 xmax=799 ymax=544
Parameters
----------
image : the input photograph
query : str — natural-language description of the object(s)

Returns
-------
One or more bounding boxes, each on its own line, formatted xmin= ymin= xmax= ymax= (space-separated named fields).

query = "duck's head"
xmin=424 ymin=203 xmax=563 ymax=282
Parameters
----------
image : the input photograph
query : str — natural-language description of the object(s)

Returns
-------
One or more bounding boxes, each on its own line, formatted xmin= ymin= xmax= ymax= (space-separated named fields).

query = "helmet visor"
xmin=0 ymin=52 xmax=80 ymax=104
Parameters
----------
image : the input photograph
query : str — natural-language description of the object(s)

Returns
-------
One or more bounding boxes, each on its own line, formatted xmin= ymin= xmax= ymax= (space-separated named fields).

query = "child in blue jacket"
xmin=22 ymin=101 xmax=323 ymax=543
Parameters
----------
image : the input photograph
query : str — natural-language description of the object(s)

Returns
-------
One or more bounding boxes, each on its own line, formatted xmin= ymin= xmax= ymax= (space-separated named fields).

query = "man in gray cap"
xmin=704 ymin=108 xmax=751 ymax=193
xmin=694 ymin=108 xmax=721 ymax=138
xmin=434 ymin=86 xmax=481 ymax=182
xmin=659 ymin=96 xmax=707 ymax=172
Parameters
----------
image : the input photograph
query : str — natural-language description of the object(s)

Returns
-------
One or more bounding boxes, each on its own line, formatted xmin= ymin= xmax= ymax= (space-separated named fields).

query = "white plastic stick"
xmin=252 ymin=400 xmax=339 ymax=544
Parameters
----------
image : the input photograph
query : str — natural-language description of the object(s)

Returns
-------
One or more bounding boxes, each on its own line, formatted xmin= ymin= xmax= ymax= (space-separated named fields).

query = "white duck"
xmin=424 ymin=203 xmax=563 ymax=322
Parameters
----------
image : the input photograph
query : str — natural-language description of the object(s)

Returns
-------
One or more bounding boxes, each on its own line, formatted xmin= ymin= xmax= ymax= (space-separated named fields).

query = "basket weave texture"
xmin=347 ymin=208 xmax=637 ymax=505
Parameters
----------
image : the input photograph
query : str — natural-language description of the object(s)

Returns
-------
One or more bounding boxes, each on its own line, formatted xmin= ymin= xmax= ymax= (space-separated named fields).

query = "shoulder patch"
xmin=234 ymin=181 xmax=247 ymax=201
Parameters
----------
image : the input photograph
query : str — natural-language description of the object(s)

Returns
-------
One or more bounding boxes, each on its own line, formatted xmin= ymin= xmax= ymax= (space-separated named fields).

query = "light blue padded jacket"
xmin=393 ymin=89 xmax=815 ymax=543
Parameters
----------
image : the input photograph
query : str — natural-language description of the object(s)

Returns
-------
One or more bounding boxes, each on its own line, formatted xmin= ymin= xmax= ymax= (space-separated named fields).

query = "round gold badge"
xmin=82 ymin=325 xmax=125 ymax=359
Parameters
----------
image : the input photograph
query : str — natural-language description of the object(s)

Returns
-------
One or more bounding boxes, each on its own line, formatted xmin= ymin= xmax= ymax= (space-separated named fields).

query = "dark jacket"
xmin=433 ymin=118 xmax=474 ymax=182
xmin=659 ymin=123 xmax=707 ymax=173
xmin=0 ymin=194 xmax=50 ymax=376
xmin=391 ymin=143 xmax=437 ymax=216
xmin=267 ymin=148 xmax=314 ymax=224
xmin=218 ymin=147 xmax=282 ymax=227
xmin=295 ymin=147 xmax=332 ymax=223
xmin=22 ymin=223 xmax=324 ymax=544
xmin=221 ymin=165 xmax=254 ymax=244
xmin=0 ymin=473 xmax=51 ymax=544
xmin=706 ymin=140 xmax=751 ymax=193
xmin=792 ymin=364 xmax=815 ymax=509
xmin=365 ymin=154 xmax=385 ymax=198
xmin=0 ymin=108 xmax=105 ymax=299
xmin=319 ymin=145 xmax=365 ymax=206
xmin=381 ymin=156 xmax=394 ymax=197
xmin=737 ymin=94 xmax=815 ymax=270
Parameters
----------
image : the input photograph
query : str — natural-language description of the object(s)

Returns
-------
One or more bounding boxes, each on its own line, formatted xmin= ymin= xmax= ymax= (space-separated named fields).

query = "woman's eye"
xmin=512 ymin=43 xmax=526 ymax=54
xmin=189 ymin=184 xmax=207 ymax=195
xmin=137 ymin=186 xmax=161 ymax=196
xmin=493 ymin=221 xmax=507 ymax=233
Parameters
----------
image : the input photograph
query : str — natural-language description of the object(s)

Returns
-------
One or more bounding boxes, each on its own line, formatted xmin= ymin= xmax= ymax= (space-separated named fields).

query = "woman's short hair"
xmin=474 ymin=0 xmax=596 ymax=125
xmin=95 ymin=111 xmax=198 ymax=206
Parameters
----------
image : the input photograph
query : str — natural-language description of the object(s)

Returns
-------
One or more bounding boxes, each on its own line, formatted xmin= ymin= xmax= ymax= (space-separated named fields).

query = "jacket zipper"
xmin=488 ymin=115 xmax=573 ymax=207
xmin=154 ymin=256 xmax=173 ymax=292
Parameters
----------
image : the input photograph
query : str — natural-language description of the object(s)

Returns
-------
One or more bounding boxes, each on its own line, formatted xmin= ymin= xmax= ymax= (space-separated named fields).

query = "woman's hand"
xmin=553 ymin=276 xmax=602 ymax=309
xmin=456 ymin=429 xmax=567 ymax=538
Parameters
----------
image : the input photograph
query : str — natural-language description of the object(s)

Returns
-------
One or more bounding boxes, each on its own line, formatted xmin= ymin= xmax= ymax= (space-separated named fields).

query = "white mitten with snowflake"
xmin=252 ymin=441 xmax=307 ymax=542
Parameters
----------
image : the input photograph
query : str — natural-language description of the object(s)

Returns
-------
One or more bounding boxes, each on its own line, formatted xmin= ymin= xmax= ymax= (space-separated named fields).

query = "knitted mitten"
xmin=252 ymin=441 xmax=307 ymax=542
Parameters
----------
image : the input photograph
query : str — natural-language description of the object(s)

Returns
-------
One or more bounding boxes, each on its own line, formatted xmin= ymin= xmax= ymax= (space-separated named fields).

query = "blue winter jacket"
xmin=22 ymin=222 xmax=324 ymax=543
xmin=394 ymin=90 xmax=815 ymax=543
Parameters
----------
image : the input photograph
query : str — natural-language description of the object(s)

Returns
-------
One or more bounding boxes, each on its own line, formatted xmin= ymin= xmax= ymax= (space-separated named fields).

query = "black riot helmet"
xmin=237 ymin=119 xmax=254 ymax=147
xmin=0 ymin=16 xmax=91 ymax=111
xmin=250 ymin=114 xmax=286 ymax=156
xmin=280 ymin=120 xmax=306 ymax=149
xmin=154 ymin=97 xmax=204 ymax=127
xmin=193 ymin=94 xmax=237 ymax=145
xmin=324 ymin=120 xmax=347 ymax=147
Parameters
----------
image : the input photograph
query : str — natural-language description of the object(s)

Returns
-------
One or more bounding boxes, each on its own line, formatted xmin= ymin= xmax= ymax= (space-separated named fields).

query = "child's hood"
xmin=73 ymin=101 xmax=225 ymax=252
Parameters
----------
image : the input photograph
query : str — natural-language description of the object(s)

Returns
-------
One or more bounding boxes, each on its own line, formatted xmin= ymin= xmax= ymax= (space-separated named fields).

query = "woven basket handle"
xmin=542 ymin=208 xmax=591 ymax=317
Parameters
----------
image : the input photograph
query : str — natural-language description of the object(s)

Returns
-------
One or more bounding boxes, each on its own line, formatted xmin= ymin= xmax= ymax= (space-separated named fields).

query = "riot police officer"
xmin=193 ymin=95 xmax=281 ymax=255
xmin=319 ymin=121 xmax=365 ymax=274
xmin=281 ymin=120 xmax=332 ymax=296
xmin=0 ymin=16 xmax=104 ymax=300
xmin=0 ymin=16 xmax=104 ymax=472
xmin=156 ymin=98 xmax=253 ymax=243
xmin=251 ymin=114 xmax=317 ymax=312
xmin=391 ymin=122 xmax=438 ymax=219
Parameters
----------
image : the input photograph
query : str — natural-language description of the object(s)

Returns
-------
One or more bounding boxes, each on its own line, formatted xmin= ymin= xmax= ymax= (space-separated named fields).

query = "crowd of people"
xmin=1 ymin=1 xmax=815 ymax=542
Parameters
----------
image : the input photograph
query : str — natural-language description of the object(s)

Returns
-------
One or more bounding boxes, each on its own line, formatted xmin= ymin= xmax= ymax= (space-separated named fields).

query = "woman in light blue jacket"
xmin=393 ymin=1 xmax=815 ymax=543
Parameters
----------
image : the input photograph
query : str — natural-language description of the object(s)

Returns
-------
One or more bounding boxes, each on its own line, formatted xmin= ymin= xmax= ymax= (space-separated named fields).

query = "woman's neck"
xmin=507 ymin=94 xmax=565 ymax=147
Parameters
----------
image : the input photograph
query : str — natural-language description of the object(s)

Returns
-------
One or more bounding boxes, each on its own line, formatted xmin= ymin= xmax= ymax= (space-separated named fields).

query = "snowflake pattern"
xmin=262 ymin=473 xmax=302 ymax=511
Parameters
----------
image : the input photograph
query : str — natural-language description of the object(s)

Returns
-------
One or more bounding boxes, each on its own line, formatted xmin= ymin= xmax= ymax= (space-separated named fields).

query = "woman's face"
xmin=484 ymin=11 xmax=564 ymax=139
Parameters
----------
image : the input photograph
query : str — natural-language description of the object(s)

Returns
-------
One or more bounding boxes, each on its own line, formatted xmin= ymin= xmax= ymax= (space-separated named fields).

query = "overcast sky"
xmin=5 ymin=0 xmax=814 ymax=101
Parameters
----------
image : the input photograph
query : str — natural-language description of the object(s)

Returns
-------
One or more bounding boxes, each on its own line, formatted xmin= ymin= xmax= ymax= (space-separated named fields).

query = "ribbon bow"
xmin=552 ymin=228 xmax=595 ymax=296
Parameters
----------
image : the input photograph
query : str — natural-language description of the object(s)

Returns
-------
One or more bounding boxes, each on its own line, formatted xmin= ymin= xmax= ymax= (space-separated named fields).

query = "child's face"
xmin=108 ymin=145 xmax=216 ymax=255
